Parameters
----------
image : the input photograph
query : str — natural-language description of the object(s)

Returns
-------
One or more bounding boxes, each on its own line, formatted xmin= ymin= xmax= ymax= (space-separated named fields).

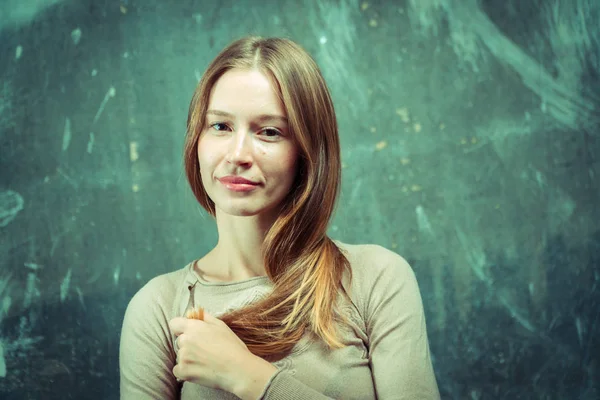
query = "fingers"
xmin=170 ymin=308 xmax=220 ymax=344
xmin=173 ymin=364 xmax=185 ymax=383
xmin=201 ymin=310 xmax=221 ymax=324
xmin=169 ymin=317 xmax=188 ymax=335
xmin=175 ymin=333 xmax=186 ymax=351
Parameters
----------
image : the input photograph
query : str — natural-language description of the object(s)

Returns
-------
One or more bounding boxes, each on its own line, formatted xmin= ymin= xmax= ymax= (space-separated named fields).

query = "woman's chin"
xmin=215 ymin=203 xmax=280 ymax=220
xmin=216 ymin=204 xmax=263 ymax=217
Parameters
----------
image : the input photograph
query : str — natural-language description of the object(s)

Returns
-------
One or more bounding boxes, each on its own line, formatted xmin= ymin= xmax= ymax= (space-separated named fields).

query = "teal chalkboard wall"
xmin=1 ymin=0 xmax=599 ymax=398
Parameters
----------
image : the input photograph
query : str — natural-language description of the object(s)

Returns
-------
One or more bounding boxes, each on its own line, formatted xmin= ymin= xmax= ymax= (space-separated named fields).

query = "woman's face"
xmin=197 ymin=68 xmax=299 ymax=219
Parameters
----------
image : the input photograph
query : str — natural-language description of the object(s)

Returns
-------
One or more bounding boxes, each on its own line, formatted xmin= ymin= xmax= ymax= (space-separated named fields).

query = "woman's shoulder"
xmin=333 ymin=240 xmax=417 ymax=299
xmin=333 ymin=241 xmax=422 ymax=322
xmin=125 ymin=263 xmax=192 ymax=315
xmin=334 ymin=240 xmax=412 ymax=275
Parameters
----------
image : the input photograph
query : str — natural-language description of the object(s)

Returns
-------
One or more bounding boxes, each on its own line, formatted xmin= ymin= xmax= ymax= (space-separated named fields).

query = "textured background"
xmin=0 ymin=0 xmax=599 ymax=399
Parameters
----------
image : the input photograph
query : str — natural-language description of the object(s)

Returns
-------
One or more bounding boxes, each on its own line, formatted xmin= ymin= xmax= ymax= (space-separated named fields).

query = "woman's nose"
xmin=226 ymin=130 xmax=253 ymax=166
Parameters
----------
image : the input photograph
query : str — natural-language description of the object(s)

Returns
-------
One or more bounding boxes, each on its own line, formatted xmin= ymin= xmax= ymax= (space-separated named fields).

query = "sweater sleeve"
xmin=119 ymin=277 xmax=180 ymax=400
xmin=260 ymin=369 xmax=335 ymax=400
xmin=366 ymin=248 xmax=440 ymax=399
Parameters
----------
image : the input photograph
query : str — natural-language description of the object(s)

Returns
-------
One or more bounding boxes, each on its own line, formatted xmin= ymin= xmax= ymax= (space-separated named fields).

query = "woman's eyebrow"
xmin=206 ymin=109 xmax=233 ymax=118
xmin=207 ymin=109 xmax=287 ymax=124
xmin=255 ymin=114 xmax=288 ymax=124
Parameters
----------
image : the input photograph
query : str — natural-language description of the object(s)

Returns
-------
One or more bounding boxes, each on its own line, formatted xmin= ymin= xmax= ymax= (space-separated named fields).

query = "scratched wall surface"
xmin=0 ymin=0 xmax=598 ymax=398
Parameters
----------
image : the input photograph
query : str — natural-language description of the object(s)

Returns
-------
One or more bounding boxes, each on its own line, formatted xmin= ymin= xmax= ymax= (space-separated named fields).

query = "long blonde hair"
xmin=183 ymin=36 xmax=353 ymax=358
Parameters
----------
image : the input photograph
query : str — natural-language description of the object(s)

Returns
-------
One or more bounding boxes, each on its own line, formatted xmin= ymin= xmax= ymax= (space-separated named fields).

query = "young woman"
xmin=120 ymin=36 xmax=440 ymax=400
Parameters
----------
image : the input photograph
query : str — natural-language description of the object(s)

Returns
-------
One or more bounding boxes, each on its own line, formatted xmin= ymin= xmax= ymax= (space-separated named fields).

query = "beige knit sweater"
xmin=119 ymin=242 xmax=440 ymax=399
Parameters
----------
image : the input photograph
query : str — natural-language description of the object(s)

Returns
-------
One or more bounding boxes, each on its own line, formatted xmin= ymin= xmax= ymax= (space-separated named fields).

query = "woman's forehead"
xmin=206 ymin=70 xmax=286 ymax=121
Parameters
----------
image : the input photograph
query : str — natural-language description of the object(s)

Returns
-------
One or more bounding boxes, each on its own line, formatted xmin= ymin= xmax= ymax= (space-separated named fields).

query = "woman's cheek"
xmin=281 ymin=146 xmax=300 ymax=171
xmin=197 ymin=141 xmax=216 ymax=169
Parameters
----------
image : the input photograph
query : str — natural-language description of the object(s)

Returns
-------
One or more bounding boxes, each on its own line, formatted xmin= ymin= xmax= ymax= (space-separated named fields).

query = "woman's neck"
xmin=207 ymin=211 xmax=274 ymax=281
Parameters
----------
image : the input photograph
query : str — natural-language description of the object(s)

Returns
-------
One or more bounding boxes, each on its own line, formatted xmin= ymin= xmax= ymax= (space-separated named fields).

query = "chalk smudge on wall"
xmin=0 ymin=191 xmax=24 ymax=228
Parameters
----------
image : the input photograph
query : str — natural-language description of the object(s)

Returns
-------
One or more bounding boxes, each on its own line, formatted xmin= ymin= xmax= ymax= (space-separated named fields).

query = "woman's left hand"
xmin=168 ymin=311 xmax=254 ymax=393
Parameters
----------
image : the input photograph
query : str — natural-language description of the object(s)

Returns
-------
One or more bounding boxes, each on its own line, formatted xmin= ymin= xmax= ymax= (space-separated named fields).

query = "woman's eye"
xmin=260 ymin=128 xmax=282 ymax=138
xmin=210 ymin=123 xmax=230 ymax=132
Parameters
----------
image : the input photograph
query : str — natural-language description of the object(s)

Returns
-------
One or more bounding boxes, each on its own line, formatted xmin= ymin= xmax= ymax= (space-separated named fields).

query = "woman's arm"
xmin=120 ymin=278 xmax=179 ymax=399
xmin=235 ymin=364 xmax=338 ymax=400
xmin=366 ymin=249 xmax=441 ymax=399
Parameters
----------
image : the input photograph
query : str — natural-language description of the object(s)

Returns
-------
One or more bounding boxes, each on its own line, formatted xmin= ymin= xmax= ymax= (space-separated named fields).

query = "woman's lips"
xmin=219 ymin=176 xmax=258 ymax=185
xmin=218 ymin=176 xmax=259 ymax=192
